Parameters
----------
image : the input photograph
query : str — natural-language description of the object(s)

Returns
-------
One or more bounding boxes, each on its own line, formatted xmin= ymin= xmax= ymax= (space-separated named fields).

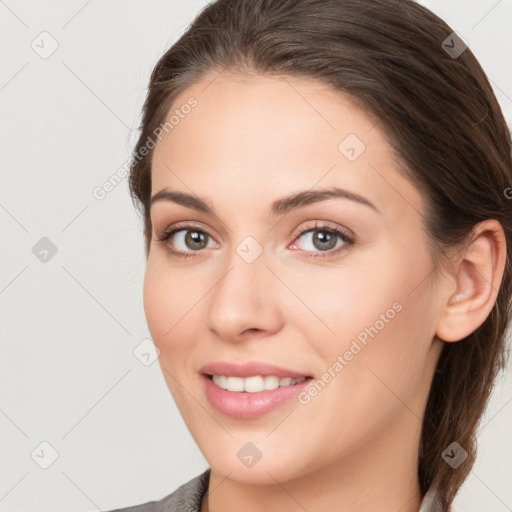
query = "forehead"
xmin=150 ymin=71 xmax=424 ymax=221
xmin=154 ymin=71 xmax=377 ymax=164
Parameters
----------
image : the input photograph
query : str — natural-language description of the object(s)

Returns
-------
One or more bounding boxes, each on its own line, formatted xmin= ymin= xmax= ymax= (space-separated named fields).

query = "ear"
xmin=436 ymin=219 xmax=507 ymax=343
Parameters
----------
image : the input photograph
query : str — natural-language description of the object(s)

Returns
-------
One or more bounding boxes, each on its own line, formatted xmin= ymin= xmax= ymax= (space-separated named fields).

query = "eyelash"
xmin=155 ymin=221 xmax=355 ymax=260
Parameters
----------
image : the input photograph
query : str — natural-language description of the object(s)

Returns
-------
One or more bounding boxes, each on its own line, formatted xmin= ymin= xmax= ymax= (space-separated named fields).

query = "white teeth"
xmin=279 ymin=377 xmax=292 ymax=386
xmin=264 ymin=375 xmax=280 ymax=390
xmin=244 ymin=376 xmax=264 ymax=392
xmin=213 ymin=375 xmax=228 ymax=389
xmin=226 ymin=376 xmax=244 ymax=392
xmin=211 ymin=374 xmax=307 ymax=392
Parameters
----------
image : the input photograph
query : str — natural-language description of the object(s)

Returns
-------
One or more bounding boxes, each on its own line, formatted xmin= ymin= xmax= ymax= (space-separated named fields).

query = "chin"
xmin=212 ymin=458 xmax=306 ymax=485
xmin=198 ymin=435 xmax=314 ymax=485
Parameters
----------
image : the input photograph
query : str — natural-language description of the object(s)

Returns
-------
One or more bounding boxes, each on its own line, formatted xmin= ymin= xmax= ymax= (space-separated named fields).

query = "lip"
xmin=202 ymin=374 xmax=313 ymax=419
xmin=199 ymin=360 xmax=311 ymax=379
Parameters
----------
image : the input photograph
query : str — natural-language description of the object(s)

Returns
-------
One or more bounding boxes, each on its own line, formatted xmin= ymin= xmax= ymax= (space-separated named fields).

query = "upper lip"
xmin=200 ymin=361 xmax=312 ymax=379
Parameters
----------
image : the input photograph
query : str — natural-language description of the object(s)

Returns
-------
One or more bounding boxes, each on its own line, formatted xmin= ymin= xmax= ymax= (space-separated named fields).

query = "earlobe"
xmin=436 ymin=219 xmax=507 ymax=343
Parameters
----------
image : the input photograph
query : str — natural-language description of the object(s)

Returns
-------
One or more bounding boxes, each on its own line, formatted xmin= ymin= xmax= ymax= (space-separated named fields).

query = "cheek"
xmin=299 ymin=237 xmax=433 ymax=365
xmin=142 ymin=259 xmax=201 ymax=415
xmin=303 ymin=243 xmax=436 ymax=423
xmin=288 ymin=247 xmax=426 ymax=355
xmin=142 ymin=257 xmax=197 ymax=357
xmin=143 ymin=259 xmax=169 ymax=342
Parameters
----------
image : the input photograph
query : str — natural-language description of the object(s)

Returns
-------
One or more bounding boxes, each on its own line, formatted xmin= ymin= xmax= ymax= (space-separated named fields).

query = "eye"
xmin=155 ymin=223 xmax=218 ymax=259
xmin=155 ymin=221 xmax=355 ymax=260
xmin=290 ymin=221 xmax=355 ymax=259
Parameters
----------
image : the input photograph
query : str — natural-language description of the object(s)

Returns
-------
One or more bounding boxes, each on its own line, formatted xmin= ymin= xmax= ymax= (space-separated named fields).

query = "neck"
xmin=204 ymin=410 xmax=424 ymax=512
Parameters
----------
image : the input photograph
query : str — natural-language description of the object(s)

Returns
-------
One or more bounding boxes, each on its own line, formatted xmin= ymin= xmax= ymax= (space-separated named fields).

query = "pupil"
xmin=187 ymin=231 xmax=206 ymax=250
xmin=314 ymin=231 xmax=336 ymax=251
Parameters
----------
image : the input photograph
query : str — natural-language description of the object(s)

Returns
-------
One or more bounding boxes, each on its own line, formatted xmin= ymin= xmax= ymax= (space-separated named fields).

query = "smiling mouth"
xmin=206 ymin=374 xmax=314 ymax=393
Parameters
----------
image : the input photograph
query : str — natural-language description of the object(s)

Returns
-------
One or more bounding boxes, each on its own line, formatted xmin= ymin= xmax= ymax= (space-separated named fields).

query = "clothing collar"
xmin=418 ymin=481 xmax=445 ymax=512
xmin=176 ymin=468 xmax=445 ymax=512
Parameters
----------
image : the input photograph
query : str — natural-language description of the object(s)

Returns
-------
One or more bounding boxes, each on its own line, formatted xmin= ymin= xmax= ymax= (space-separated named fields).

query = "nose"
xmin=204 ymin=248 xmax=283 ymax=343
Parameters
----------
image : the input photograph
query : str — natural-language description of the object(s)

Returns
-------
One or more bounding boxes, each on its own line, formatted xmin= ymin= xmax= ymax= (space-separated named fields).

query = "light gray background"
xmin=1 ymin=1 xmax=511 ymax=511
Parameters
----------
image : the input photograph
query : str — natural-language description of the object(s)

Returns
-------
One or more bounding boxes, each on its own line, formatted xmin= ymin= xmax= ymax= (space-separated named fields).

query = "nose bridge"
xmin=205 ymin=238 xmax=281 ymax=341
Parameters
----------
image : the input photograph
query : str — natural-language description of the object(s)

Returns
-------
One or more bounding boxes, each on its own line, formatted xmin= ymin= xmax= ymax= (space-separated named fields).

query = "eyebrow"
xmin=150 ymin=186 xmax=379 ymax=216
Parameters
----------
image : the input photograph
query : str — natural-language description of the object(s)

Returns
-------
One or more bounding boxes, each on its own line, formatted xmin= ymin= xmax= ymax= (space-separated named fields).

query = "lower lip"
xmin=202 ymin=375 xmax=312 ymax=419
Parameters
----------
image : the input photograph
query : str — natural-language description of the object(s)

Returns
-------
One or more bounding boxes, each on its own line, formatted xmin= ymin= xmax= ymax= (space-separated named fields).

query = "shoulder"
xmin=102 ymin=468 xmax=210 ymax=512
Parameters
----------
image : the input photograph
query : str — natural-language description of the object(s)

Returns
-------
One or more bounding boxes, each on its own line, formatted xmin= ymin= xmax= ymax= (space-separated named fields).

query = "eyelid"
xmin=156 ymin=219 xmax=355 ymax=259
xmin=155 ymin=220 xmax=215 ymax=240
xmin=291 ymin=220 xmax=355 ymax=241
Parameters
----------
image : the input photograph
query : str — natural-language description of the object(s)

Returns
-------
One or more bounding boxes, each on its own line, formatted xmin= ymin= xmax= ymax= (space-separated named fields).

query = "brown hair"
xmin=128 ymin=0 xmax=512 ymax=507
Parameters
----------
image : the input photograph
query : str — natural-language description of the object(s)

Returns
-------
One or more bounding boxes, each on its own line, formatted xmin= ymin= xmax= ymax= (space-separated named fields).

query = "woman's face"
xmin=144 ymin=71 xmax=446 ymax=484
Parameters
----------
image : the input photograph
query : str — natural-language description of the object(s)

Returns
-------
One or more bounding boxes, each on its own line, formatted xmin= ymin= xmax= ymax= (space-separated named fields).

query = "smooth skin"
xmin=144 ymin=70 xmax=506 ymax=512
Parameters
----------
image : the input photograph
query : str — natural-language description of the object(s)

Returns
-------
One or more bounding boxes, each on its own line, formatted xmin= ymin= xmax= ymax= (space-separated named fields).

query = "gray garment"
xmin=104 ymin=469 xmax=210 ymax=512
xmin=105 ymin=468 xmax=453 ymax=512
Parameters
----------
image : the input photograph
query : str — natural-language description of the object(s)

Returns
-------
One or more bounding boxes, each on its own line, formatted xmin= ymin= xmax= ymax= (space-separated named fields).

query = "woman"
xmin=107 ymin=0 xmax=512 ymax=511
